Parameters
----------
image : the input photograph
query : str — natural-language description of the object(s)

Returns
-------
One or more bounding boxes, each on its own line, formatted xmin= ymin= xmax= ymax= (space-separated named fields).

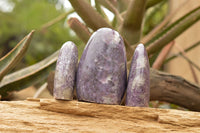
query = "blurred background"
xmin=0 ymin=0 xmax=81 ymax=66
xmin=0 ymin=0 xmax=168 ymax=66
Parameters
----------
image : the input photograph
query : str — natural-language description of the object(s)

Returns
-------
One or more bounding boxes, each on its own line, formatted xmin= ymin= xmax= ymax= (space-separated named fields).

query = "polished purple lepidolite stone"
xmin=76 ymin=28 xmax=127 ymax=104
xmin=54 ymin=41 xmax=78 ymax=100
xmin=126 ymin=44 xmax=150 ymax=107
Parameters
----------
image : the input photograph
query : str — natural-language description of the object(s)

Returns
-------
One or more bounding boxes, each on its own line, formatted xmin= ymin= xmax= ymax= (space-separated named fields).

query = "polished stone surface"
xmin=126 ymin=44 xmax=150 ymax=107
xmin=76 ymin=28 xmax=127 ymax=104
xmin=54 ymin=41 xmax=78 ymax=100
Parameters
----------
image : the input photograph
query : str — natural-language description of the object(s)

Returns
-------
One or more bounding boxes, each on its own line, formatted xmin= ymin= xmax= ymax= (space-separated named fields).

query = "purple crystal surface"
xmin=76 ymin=28 xmax=127 ymax=104
xmin=54 ymin=41 xmax=78 ymax=100
xmin=126 ymin=44 xmax=150 ymax=107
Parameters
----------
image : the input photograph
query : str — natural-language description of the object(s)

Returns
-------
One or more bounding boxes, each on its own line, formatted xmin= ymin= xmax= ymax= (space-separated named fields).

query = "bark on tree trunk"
xmin=150 ymin=69 xmax=200 ymax=111
xmin=0 ymin=98 xmax=200 ymax=132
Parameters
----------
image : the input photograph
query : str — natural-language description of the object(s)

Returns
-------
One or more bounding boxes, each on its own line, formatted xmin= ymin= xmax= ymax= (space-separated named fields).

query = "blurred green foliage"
xmin=143 ymin=0 xmax=168 ymax=36
xmin=0 ymin=0 xmax=168 ymax=69
xmin=0 ymin=0 xmax=81 ymax=69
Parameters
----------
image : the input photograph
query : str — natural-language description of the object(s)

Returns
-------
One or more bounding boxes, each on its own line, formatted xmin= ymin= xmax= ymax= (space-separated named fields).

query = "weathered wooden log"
xmin=0 ymin=98 xmax=200 ymax=132
xmin=150 ymin=68 xmax=200 ymax=111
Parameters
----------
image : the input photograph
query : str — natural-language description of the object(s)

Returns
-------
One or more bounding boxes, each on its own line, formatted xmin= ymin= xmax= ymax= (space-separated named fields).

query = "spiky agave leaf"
xmin=0 ymin=30 xmax=35 ymax=81
xmin=0 ymin=50 xmax=59 ymax=98
xmin=69 ymin=0 xmax=111 ymax=31
xmin=146 ymin=6 xmax=200 ymax=55
xmin=119 ymin=0 xmax=147 ymax=45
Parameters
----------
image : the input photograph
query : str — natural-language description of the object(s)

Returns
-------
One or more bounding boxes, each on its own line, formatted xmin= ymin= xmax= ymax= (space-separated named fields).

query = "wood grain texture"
xmin=150 ymin=68 xmax=200 ymax=111
xmin=0 ymin=98 xmax=200 ymax=132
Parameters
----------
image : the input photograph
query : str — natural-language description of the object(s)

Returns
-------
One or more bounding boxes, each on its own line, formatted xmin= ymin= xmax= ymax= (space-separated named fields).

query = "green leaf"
xmin=146 ymin=0 xmax=164 ymax=9
xmin=68 ymin=18 xmax=91 ymax=44
xmin=0 ymin=50 xmax=59 ymax=98
xmin=94 ymin=0 xmax=109 ymax=22
xmin=117 ymin=0 xmax=130 ymax=13
xmin=117 ymin=0 xmax=164 ymax=12
xmin=69 ymin=0 xmax=112 ymax=31
xmin=119 ymin=0 xmax=147 ymax=44
xmin=146 ymin=6 xmax=200 ymax=55
xmin=165 ymin=40 xmax=200 ymax=63
xmin=0 ymin=30 xmax=35 ymax=81
xmin=143 ymin=0 xmax=167 ymax=37
xmin=96 ymin=0 xmax=123 ymax=24
xmin=39 ymin=9 xmax=74 ymax=31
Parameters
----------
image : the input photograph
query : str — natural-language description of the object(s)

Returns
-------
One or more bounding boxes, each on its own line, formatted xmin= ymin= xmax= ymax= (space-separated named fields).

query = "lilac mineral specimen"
xmin=54 ymin=41 xmax=78 ymax=100
xmin=126 ymin=44 xmax=150 ymax=107
xmin=76 ymin=28 xmax=127 ymax=104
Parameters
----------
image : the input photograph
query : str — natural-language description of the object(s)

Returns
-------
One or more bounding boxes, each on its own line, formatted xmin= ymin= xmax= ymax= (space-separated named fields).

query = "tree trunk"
xmin=0 ymin=98 xmax=200 ymax=132
xmin=150 ymin=69 xmax=200 ymax=111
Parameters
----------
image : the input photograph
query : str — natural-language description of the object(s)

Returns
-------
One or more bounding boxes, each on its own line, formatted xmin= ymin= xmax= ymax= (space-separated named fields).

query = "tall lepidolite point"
xmin=126 ymin=43 xmax=150 ymax=107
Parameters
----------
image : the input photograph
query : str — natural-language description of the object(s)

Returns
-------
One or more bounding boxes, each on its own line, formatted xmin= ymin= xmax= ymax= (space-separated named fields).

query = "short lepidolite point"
xmin=54 ymin=41 xmax=78 ymax=100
